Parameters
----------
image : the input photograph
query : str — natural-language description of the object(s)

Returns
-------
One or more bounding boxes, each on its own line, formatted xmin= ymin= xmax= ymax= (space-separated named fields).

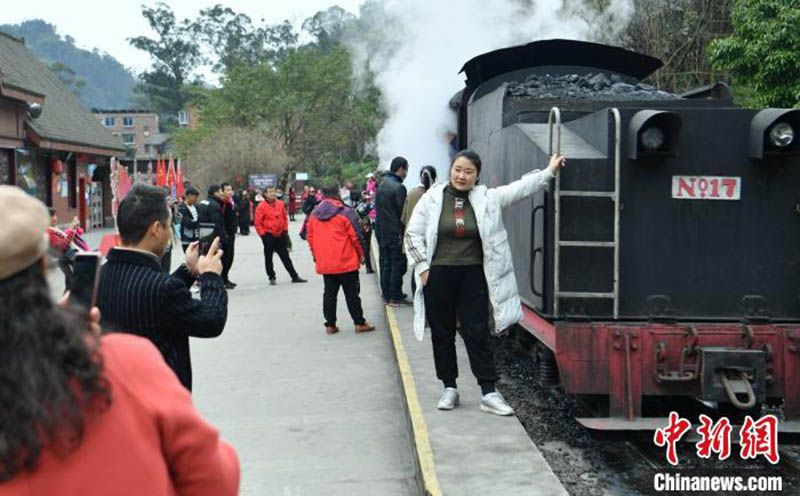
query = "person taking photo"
xmin=0 ymin=185 xmax=239 ymax=496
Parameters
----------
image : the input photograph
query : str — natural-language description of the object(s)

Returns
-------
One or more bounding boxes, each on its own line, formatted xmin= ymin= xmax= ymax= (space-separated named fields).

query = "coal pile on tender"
xmin=507 ymin=73 xmax=680 ymax=101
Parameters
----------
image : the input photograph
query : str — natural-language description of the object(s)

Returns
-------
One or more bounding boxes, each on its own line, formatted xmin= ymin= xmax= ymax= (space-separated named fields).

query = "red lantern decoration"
xmin=52 ymin=160 xmax=64 ymax=175
xmin=236 ymin=175 xmax=243 ymax=185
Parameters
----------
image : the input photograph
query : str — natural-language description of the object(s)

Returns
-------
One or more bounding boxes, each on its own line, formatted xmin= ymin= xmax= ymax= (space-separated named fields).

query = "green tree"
xmin=709 ymin=0 xmax=800 ymax=108
xmin=188 ymin=6 xmax=298 ymax=73
xmin=172 ymin=7 xmax=384 ymax=186
xmin=129 ymin=3 xmax=203 ymax=121
xmin=200 ymin=43 xmax=382 ymax=178
xmin=302 ymin=6 xmax=356 ymax=53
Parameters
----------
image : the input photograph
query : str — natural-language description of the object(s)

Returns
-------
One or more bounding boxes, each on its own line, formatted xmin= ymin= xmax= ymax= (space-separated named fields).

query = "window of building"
xmin=122 ymin=116 xmax=134 ymax=127
xmin=144 ymin=144 xmax=151 ymax=154
xmin=104 ymin=117 xmax=115 ymax=127
xmin=177 ymin=109 xmax=189 ymax=127
xmin=122 ymin=134 xmax=135 ymax=145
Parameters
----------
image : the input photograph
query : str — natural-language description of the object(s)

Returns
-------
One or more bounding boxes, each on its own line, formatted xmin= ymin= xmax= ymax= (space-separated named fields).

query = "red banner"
xmin=176 ymin=159 xmax=184 ymax=198
xmin=156 ymin=156 xmax=167 ymax=187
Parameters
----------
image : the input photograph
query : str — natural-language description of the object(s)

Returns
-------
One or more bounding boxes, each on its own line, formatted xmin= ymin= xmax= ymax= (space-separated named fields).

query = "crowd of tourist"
xmin=0 ymin=148 xmax=564 ymax=493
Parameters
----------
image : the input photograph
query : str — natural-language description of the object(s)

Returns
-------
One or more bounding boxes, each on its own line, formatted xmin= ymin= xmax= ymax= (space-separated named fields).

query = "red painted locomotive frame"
xmin=519 ymin=306 xmax=800 ymax=432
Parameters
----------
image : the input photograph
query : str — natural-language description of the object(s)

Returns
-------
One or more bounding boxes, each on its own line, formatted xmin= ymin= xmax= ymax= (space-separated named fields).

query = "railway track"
xmin=497 ymin=334 xmax=798 ymax=495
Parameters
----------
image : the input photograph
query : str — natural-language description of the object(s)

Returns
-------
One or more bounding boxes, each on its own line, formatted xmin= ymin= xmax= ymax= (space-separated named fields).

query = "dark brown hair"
xmin=0 ymin=262 xmax=111 ymax=481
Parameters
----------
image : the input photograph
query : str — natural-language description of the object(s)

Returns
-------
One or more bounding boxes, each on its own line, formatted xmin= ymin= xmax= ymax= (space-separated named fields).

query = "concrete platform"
xmin=47 ymin=221 xmax=566 ymax=495
xmin=379 ymin=247 xmax=568 ymax=496
xmin=190 ymin=227 xmax=417 ymax=496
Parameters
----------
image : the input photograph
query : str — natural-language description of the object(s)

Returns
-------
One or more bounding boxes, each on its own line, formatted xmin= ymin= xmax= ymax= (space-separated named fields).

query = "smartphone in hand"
xmin=69 ymin=252 xmax=102 ymax=312
xmin=198 ymin=223 xmax=216 ymax=256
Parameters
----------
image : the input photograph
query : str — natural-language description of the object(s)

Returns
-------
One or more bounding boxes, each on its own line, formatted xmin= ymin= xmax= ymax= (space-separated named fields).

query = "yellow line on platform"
xmin=386 ymin=305 xmax=443 ymax=496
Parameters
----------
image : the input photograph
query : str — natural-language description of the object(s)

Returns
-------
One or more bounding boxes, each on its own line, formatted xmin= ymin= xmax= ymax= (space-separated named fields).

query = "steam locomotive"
xmin=453 ymin=39 xmax=800 ymax=434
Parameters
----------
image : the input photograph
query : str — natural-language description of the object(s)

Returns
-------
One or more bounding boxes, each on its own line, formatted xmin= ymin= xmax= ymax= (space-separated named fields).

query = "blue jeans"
xmin=379 ymin=236 xmax=406 ymax=301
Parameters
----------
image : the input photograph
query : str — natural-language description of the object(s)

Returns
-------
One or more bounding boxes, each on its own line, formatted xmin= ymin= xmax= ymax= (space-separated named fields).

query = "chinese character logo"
xmin=654 ymin=412 xmax=692 ymax=465
xmin=655 ymin=412 xmax=781 ymax=465
xmin=695 ymin=414 xmax=732 ymax=461
xmin=740 ymin=414 xmax=780 ymax=464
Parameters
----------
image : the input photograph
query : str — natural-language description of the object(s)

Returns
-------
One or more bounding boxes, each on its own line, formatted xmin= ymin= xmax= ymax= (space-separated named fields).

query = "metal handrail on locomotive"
xmin=453 ymin=39 xmax=800 ymax=436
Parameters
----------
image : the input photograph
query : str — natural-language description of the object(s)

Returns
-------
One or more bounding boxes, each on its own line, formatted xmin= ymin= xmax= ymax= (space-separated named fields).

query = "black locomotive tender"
xmin=454 ymin=39 xmax=800 ymax=433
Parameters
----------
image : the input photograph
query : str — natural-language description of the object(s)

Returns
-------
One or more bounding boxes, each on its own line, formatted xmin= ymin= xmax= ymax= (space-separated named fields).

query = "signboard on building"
xmin=295 ymin=172 xmax=309 ymax=181
xmin=249 ymin=174 xmax=277 ymax=189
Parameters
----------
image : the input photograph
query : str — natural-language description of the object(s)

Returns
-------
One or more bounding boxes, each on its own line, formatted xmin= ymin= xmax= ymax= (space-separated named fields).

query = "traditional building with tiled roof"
xmin=0 ymin=31 xmax=125 ymax=230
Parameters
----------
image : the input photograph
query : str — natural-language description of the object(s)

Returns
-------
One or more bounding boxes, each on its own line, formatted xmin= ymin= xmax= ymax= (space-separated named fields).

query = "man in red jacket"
xmin=307 ymin=185 xmax=376 ymax=335
xmin=255 ymin=187 xmax=307 ymax=286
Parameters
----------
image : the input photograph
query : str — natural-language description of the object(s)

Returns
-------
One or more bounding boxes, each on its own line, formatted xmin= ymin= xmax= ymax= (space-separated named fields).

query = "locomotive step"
xmin=558 ymin=241 xmax=615 ymax=248
xmin=558 ymin=190 xmax=616 ymax=198
xmin=557 ymin=291 xmax=616 ymax=299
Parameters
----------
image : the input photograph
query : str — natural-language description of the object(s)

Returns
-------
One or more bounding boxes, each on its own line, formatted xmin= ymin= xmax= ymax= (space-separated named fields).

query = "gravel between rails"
xmin=491 ymin=334 xmax=798 ymax=496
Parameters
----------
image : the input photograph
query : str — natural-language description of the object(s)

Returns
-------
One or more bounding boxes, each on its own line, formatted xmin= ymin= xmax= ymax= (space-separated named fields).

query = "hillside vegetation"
xmin=0 ymin=20 xmax=135 ymax=109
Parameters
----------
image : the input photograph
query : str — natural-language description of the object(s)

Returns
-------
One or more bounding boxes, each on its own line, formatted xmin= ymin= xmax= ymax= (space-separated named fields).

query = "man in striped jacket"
xmin=97 ymin=184 xmax=228 ymax=391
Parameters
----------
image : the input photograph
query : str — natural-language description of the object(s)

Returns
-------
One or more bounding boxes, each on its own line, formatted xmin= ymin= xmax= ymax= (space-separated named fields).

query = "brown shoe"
xmin=355 ymin=323 xmax=376 ymax=333
xmin=325 ymin=325 xmax=340 ymax=335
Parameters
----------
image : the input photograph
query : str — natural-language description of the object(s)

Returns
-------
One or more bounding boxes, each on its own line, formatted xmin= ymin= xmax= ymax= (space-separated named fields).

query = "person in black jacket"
xmin=220 ymin=182 xmax=238 ymax=289
xmin=375 ymin=157 xmax=409 ymax=305
xmin=197 ymin=184 xmax=227 ymax=252
xmin=178 ymin=187 xmax=200 ymax=252
xmin=237 ymin=190 xmax=251 ymax=235
xmin=97 ymin=184 xmax=228 ymax=391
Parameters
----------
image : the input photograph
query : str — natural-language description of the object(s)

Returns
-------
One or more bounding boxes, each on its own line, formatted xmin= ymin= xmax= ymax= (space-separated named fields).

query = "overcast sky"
xmin=4 ymin=0 xmax=364 ymax=76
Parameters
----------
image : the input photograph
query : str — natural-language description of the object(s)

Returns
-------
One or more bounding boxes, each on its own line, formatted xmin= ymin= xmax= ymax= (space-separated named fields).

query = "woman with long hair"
xmin=401 ymin=165 xmax=438 ymax=293
xmin=0 ymin=186 xmax=239 ymax=495
xmin=404 ymin=151 xmax=565 ymax=415
xmin=401 ymin=165 xmax=437 ymax=227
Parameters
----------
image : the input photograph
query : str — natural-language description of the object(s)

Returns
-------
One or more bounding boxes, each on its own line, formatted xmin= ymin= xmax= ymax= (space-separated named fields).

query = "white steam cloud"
xmin=346 ymin=0 xmax=634 ymax=185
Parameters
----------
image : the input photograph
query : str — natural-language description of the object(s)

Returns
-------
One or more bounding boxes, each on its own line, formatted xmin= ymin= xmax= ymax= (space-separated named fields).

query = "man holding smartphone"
xmin=97 ymin=184 xmax=229 ymax=391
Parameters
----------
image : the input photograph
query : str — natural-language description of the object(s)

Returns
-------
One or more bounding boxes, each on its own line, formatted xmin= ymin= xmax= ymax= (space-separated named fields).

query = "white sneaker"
xmin=437 ymin=388 xmax=460 ymax=410
xmin=480 ymin=392 xmax=514 ymax=416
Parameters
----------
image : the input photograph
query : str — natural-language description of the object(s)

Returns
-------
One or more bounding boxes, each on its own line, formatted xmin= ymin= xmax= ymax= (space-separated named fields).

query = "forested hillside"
xmin=0 ymin=20 xmax=135 ymax=109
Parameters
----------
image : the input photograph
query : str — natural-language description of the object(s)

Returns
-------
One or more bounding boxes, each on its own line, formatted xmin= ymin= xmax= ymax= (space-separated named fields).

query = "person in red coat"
xmin=306 ymin=185 xmax=376 ymax=335
xmin=254 ymin=186 xmax=306 ymax=286
xmin=0 ymin=185 xmax=239 ymax=496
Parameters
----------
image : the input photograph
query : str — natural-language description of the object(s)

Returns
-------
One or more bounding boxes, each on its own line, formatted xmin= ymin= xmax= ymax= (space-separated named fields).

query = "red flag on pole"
xmin=176 ymin=158 xmax=185 ymax=198
xmin=118 ymin=165 xmax=131 ymax=199
xmin=167 ymin=155 xmax=176 ymax=199
xmin=156 ymin=156 xmax=167 ymax=187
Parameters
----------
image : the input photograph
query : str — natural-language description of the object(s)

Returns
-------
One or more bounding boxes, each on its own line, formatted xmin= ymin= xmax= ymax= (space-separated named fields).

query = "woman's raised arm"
xmin=493 ymin=154 xmax=566 ymax=209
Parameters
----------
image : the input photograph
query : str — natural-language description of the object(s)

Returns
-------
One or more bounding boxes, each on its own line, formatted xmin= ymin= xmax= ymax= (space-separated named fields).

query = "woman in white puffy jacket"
xmin=404 ymin=150 xmax=565 ymax=415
